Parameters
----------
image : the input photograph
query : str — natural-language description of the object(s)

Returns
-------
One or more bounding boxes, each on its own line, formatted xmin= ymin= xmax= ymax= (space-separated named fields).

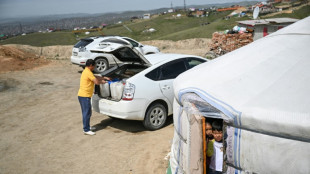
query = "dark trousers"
xmin=78 ymin=96 xmax=92 ymax=132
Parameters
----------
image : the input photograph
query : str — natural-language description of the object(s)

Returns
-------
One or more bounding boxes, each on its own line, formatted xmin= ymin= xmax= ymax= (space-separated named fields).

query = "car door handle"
xmin=162 ymin=85 xmax=170 ymax=90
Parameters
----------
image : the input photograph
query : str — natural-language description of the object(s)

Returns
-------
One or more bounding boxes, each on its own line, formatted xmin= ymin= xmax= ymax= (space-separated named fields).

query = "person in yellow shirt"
xmin=78 ymin=59 xmax=110 ymax=135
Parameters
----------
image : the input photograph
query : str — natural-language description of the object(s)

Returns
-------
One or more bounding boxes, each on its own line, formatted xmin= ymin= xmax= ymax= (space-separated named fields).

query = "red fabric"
xmin=263 ymin=27 xmax=268 ymax=37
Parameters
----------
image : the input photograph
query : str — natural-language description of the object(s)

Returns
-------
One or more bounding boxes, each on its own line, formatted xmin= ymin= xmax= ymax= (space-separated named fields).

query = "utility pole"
xmin=184 ymin=0 xmax=186 ymax=11
xmin=171 ymin=1 xmax=173 ymax=9
xmin=19 ymin=22 xmax=23 ymax=34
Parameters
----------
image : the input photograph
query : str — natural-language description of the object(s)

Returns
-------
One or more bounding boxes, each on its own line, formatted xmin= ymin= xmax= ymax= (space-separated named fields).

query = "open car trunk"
xmin=92 ymin=44 xmax=151 ymax=101
xmin=94 ymin=63 xmax=148 ymax=101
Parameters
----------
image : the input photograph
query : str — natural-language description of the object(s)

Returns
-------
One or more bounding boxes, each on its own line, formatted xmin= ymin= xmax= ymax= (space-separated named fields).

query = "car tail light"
xmin=122 ymin=82 xmax=135 ymax=101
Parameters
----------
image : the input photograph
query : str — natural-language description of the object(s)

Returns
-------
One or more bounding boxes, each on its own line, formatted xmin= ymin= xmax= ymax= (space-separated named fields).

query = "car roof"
xmin=97 ymin=36 xmax=133 ymax=45
xmin=144 ymin=53 xmax=204 ymax=65
xmin=92 ymin=35 xmax=125 ymax=40
xmin=82 ymin=35 xmax=123 ymax=41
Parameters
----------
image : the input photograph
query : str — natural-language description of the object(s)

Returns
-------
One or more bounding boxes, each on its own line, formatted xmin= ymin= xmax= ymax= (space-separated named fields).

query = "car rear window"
xmin=104 ymin=64 xmax=148 ymax=80
xmin=101 ymin=38 xmax=130 ymax=45
xmin=145 ymin=68 xmax=159 ymax=81
xmin=74 ymin=39 xmax=93 ymax=48
xmin=123 ymin=38 xmax=139 ymax=47
xmin=145 ymin=59 xmax=187 ymax=81
xmin=186 ymin=58 xmax=206 ymax=69
xmin=112 ymin=47 xmax=142 ymax=62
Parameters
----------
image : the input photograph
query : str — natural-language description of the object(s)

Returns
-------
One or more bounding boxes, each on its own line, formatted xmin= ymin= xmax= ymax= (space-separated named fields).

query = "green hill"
xmin=1 ymin=4 xmax=309 ymax=47
xmin=0 ymin=32 xmax=77 ymax=46
xmin=263 ymin=4 xmax=310 ymax=19
xmin=101 ymin=11 xmax=244 ymax=41
xmin=0 ymin=11 xmax=245 ymax=46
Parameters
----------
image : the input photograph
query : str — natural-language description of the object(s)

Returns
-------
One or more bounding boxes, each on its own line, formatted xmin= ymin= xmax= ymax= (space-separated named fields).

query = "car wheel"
xmin=145 ymin=52 xmax=155 ymax=55
xmin=143 ymin=103 xmax=167 ymax=130
xmin=94 ymin=58 xmax=109 ymax=73
xmin=108 ymin=116 xmax=120 ymax=120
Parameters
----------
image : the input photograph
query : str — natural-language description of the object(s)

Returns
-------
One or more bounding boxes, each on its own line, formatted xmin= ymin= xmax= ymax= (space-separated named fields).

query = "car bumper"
xmin=71 ymin=56 xmax=89 ymax=66
xmin=97 ymin=97 xmax=147 ymax=120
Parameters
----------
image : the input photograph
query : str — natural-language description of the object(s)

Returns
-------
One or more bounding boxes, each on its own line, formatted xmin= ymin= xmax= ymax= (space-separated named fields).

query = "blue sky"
xmin=0 ymin=0 xmax=260 ymax=19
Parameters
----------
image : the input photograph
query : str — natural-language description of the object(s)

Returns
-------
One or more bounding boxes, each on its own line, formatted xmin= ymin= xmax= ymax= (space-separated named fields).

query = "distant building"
xmin=217 ymin=6 xmax=242 ymax=12
xmin=250 ymin=2 xmax=276 ymax=15
xmin=237 ymin=18 xmax=298 ymax=40
xmin=269 ymin=0 xmax=294 ymax=2
xmin=275 ymin=4 xmax=292 ymax=11
xmin=101 ymin=24 xmax=108 ymax=28
xmin=229 ymin=7 xmax=247 ymax=17
xmin=187 ymin=9 xmax=207 ymax=17
xmin=195 ymin=10 xmax=206 ymax=17
xmin=168 ymin=9 xmax=174 ymax=13
xmin=143 ymin=14 xmax=151 ymax=19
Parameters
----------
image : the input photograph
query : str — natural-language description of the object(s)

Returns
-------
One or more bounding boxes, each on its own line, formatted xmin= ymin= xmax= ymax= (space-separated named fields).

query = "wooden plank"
xmin=202 ymin=117 xmax=207 ymax=174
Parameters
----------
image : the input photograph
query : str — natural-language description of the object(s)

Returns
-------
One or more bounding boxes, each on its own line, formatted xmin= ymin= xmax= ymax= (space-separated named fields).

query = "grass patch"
xmin=1 ymin=32 xmax=78 ymax=46
xmin=268 ymin=5 xmax=310 ymax=19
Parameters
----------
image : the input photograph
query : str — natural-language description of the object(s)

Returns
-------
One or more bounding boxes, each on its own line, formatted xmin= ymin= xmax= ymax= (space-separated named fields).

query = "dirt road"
xmin=0 ymin=60 xmax=174 ymax=174
xmin=0 ymin=40 xmax=210 ymax=174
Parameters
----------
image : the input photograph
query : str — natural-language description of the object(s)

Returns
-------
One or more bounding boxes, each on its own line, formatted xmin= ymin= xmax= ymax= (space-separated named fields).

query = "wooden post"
xmin=202 ymin=117 xmax=207 ymax=174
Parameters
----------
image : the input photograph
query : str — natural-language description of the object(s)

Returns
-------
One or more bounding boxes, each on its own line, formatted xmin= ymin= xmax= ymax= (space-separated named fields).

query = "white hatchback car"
xmin=91 ymin=44 xmax=207 ymax=130
xmin=71 ymin=36 xmax=160 ymax=73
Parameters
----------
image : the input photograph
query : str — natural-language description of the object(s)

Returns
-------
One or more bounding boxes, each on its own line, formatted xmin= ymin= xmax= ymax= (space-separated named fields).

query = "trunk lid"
xmin=91 ymin=42 xmax=151 ymax=66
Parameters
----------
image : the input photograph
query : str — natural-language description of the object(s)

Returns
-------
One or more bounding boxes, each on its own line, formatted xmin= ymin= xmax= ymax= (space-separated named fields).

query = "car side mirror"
xmin=139 ymin=45 xmax=144 ymax=48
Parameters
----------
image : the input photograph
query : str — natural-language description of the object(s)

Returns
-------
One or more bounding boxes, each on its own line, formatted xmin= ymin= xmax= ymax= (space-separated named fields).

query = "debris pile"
xmin=206 ymin=32 xmax=253 ymax=59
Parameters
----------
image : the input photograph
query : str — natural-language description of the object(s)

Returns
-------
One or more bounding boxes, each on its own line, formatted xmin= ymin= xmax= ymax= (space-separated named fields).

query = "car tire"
xmin=108 ymin=116 xmax=120 ymax=120
xmin=94 ymin=58 xmax=109 ymax=73
xmin=143 ymin=103 xmax=167 ymax=130
xmin=145 ymin=52 xmax=155 ymax=55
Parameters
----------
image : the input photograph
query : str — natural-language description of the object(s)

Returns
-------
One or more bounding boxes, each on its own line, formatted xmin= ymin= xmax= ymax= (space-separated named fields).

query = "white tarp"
xmin=170 ymin=17 xmax=310 ymax=174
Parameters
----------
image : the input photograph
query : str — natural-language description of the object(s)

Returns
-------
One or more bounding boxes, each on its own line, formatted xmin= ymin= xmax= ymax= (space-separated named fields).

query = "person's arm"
xmin=93 ymin=77 xmax=107 ymax=85
xmin=96 ymin=76 xmax=111 ymax=81
xmin=103 ymin=76 xmax=111 ymax=81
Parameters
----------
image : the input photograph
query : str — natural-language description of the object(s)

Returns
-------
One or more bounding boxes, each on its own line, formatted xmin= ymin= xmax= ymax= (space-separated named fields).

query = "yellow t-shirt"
xmin=78 ymin=67 xmax=96 ymax=98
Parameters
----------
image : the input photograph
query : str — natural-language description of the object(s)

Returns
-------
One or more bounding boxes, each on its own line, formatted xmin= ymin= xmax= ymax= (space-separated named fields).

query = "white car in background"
xmin=91 ymin=43 xmax=207 ymax=130
xmin=71 ymin=36 xmax=160 ymax=73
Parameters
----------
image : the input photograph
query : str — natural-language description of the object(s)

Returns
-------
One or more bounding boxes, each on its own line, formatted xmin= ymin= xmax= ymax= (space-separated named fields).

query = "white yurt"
xmin=169 ymin=16 xmax=310 ymax=174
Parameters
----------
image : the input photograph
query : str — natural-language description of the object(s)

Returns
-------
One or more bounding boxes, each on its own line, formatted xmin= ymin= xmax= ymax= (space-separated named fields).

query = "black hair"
xmin=212 ymin=120 xmax=222 ymax=131
xmin=205 ymin=118 xmax=215 ymax=124
xmin=86 ymin=59 xmax=95 ymax=67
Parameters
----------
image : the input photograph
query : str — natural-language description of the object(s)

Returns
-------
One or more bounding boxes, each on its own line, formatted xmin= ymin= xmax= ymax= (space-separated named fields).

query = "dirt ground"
xmin=0 ymin=40 xmax=210 ymax=174
xmin=0 ymin=45 xmax=50 ymax=73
